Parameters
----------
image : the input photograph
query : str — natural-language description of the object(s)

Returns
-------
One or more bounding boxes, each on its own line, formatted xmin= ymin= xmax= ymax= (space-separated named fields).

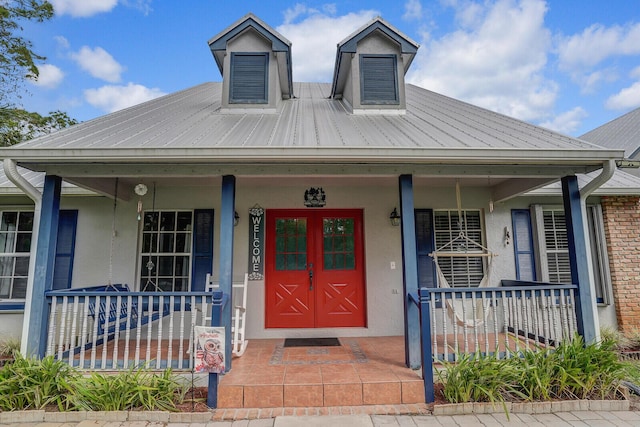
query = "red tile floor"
xmin=217 ymin=336 xmax=426 ymax=408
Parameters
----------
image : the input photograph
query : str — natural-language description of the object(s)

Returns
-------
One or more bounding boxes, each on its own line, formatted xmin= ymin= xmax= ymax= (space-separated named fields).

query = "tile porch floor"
xmin=217 ymin=336 xmax=425 ymax=408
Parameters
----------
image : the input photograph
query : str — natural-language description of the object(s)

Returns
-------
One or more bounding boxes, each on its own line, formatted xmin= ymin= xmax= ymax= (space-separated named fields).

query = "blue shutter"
xmin=360 ymin=55 xmax=399 ymax=104
xmin=230 ymin=53 xmax=268 ymax=103
xmin=415 ymin=209 xmax=436 ymax=287
xmin=512 ymin=209 xmax=536 ymax=281
xmin=52 ymin=210 xmax=78 ymax=290
xmin=191 ymin=209 xmax=214 ymax=291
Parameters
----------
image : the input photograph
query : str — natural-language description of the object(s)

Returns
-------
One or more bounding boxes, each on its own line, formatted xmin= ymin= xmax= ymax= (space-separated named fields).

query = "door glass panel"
xmin=275 ymin=218 xmax=307 ymax=271
xmin=323 ymin=218 xmax=355 ymax=270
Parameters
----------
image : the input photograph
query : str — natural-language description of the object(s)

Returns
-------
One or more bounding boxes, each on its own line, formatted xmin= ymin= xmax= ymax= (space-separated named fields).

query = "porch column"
xmin=26 ymin=175 xmax=61 ymax=357
xmin=399 ymin=174 xmax=420 ymax=369
xmin=561 ymin=175 xmax=598 ymax=344
xmin=219 ymin=175 xmax=235 ymax=371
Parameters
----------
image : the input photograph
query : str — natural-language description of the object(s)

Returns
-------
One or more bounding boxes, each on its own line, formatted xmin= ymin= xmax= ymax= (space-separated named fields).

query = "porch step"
xmin=217 ymin=379 xmax=425 ymax=408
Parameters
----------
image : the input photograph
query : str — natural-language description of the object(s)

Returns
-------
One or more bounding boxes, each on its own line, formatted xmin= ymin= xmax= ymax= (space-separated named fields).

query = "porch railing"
xmin=411 ymin=281 xmax=579 ymax=402
xmin=45 ymin=289 xmax=220 ymax=370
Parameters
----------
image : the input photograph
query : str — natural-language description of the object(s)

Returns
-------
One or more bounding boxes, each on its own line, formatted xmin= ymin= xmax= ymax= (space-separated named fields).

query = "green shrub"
xmin=437 ymin=352 xmax=515 ymax=406
xmin=0 ymin=354 xmax=78 ymax=411
xmin=70 ymin=365 xmax=185 ymax=411
xmin=437 ymin=336 xmax=627 ymax=405
xmin=0 ymin=336 xmax=20 ymax=358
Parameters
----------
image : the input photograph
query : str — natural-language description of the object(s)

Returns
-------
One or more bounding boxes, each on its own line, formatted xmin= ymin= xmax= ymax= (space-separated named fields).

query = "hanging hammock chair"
xmin=429 ymin=181 xmax=496 ymax=328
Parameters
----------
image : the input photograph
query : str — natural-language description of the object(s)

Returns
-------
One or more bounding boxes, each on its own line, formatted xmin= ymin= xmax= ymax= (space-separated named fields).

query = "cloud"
xmin=121 ymin=0 xmax=152 ymax=15
xmin=50 ymin=0 xmax=118 ymax=17
xmin=407 ymin=0 xmax=556 ymax=122
xmin=71 ymin=46 xmax=124 ymax=83
xmin=403 ymin=0 xmax=423 ymax=21
xmin=557 ymin=22 xmax=640 ymax=71
xmin=84 ymin=83 xmax=166 ymax=113
xmin=606 ymin=81 xmax=640 ymax=110
xmin=28 ymin=64 xmax=64 ymax=89
xmin=538 ymin=107 xmax=587 ymax=134
xmin=54 ymin=36 xmax=70 ymax=50
xmin=277 ymin=10 xmax=379 ymax=82
xmin=577 ymin=68 xmax=618 ymax=95
xmin=50 ymin=0 xmax=152 ymax=17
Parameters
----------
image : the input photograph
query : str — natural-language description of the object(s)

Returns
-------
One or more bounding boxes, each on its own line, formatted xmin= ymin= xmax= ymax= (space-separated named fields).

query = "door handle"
xmin=308 ymin=263 xmax=314 ymax=291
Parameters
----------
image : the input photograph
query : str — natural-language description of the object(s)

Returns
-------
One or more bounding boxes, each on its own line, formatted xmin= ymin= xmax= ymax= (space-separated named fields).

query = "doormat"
xmin=283 ymin=337 xmax=341 ymax=347
xmin=270 ymin=339 xmax=368 ymax=365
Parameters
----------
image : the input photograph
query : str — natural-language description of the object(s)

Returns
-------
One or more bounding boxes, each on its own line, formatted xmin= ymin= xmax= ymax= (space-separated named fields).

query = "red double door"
xmin=265 ymin=209 xmax=366 ymax=328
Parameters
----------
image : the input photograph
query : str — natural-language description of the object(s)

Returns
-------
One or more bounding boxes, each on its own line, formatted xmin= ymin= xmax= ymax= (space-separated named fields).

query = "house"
xmin=0 ymin=14 xmax=630 ymax=394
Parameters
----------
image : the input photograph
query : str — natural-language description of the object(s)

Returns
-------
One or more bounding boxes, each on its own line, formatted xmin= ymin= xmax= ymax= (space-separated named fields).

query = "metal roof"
xmin=0 ymin=163 xmax=92 ymax=195
xmin=580 ymin=106 xmax=640 ymax=158
xmin=2 ymin=82 xmax=622 ymax=166
xmin=529 ymin=168 xmax=640 ymax=196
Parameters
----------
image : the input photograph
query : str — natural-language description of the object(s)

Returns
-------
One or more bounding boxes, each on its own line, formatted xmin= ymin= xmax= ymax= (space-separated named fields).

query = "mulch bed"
xmin=175 ymin=387 xmax=210 ymax=412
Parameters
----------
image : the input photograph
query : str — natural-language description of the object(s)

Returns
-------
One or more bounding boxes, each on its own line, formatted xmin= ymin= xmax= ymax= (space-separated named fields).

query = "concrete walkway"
xmin=2 ymin=410 xmax=640 ymax=427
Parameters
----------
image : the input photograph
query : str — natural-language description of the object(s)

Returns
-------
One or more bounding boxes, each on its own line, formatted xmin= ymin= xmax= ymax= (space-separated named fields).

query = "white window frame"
xmin=140 ymin=210 xmax=194 ymax=292
xmin=433 ymin=209 xmax=486 ymax=287
xmin=0 ymin=209 xmax=34 ymax=301
xmin=531 ymin=204 xmax=611 ymax=304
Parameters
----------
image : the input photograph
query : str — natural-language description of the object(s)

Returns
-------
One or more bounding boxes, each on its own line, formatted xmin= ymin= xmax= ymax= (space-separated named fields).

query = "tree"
xmin=1 ymin=0 xmax=54 ymax=106
xmin=0 ymin=109 xmax=77 ymax=146
xmin=1 ymin=1 xmax=77 ymax=145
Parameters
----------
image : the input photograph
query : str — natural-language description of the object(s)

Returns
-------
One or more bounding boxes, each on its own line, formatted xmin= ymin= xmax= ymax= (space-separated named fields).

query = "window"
xmin=323 ymin=218 xmax=355 ymax=270
xmin=528 ymin=205 xmax=611 ymax=304
xmin=230 ymin=53 xmax=268 ymax=104
xmin=141 ymin=210 xmax=193 ymax=292
xmin=360 ymin=54 xmax=399 ymax=104
xmin=0 ymin=211 xmax=33 ymax=299
xmin=433 ymin=210 xmax=485 ymax=287
xmin=275 ymin=218 xmax=307 ymax=271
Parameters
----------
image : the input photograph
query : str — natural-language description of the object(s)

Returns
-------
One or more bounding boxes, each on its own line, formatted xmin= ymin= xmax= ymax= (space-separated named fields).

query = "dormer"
xmin=330 ymin=17 xmax=419 ymax=114
xmin=208 ymin=13 xmax=293 ymax=113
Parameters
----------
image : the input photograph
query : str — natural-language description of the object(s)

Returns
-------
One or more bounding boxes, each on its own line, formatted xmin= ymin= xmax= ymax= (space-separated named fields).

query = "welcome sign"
xmin=248 ymin=206 xmax=265 ymax=280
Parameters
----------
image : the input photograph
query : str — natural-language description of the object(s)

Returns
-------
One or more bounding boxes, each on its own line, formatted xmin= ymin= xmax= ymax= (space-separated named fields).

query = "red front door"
xmin=265 ymin=209 xmax=366 ymax=328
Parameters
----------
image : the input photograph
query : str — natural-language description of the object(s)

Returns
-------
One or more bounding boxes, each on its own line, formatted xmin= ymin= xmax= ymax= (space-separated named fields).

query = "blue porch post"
xmin=561 ymin=175 xmax=597 ymax=344
xmin=218 ymin=175 xmax=235 ymax=371
xmin=26 ymin=175 xmax=61 ymax=357
xmin=399 ymin=174 xmax=420 ymax=369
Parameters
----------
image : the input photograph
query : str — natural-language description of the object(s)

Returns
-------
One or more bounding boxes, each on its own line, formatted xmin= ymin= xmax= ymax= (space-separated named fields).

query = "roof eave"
xmin=2 ymin=146 xmax=624 ymax=165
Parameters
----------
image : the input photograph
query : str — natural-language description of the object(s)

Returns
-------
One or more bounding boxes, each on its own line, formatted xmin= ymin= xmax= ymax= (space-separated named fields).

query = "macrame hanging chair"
xmin=429 ymin=180 xmax=496 ymax=328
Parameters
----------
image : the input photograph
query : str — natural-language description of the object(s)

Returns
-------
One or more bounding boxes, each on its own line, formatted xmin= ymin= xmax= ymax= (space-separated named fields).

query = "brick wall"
xmin=601 ymin=196 xmax=640 ymax=331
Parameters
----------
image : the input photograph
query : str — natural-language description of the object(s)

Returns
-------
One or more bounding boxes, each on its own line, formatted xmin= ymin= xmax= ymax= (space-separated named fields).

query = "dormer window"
xmin=230 ymin=52 xmax=269 ymax=104
xmin=360 ymin=54 xmax=399 ymax=105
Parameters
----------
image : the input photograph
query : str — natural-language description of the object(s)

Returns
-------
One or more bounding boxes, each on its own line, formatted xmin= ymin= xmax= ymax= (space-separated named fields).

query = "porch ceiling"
xmin=60 ymin=167 xmax=572 ymax=203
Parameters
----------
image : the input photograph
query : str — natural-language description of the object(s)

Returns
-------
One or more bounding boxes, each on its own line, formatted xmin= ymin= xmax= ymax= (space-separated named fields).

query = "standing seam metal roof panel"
xmin=5 ymin=82 xmax=620 ymax=158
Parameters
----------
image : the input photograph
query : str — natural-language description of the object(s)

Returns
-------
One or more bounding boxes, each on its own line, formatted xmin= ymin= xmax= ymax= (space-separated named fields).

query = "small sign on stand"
xmin=193 ymin=326 xmax=225 ymax=374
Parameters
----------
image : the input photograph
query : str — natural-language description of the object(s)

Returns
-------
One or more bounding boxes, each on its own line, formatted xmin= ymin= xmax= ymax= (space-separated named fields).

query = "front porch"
xmin=43 ymin=280 xmax=582 ymax=408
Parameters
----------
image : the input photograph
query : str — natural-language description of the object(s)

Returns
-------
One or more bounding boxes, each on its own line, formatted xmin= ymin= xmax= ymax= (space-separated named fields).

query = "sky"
xmin=18 ymin=0 xmax=640 ymax=137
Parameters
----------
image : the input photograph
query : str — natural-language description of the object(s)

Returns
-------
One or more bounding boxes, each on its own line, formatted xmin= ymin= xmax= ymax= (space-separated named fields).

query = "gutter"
xmin=3 ymin=159 xmax=41 ymax=202
xmin=581 ymin=159 xmax=615 ymax=198
xmin=2 ymin=159 xmax=41 ymax=356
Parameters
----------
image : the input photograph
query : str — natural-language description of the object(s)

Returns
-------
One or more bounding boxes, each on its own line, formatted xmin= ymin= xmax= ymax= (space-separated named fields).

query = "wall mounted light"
xmin=234 ymin=211 xmax=240 ymax=226
xmin=390 ymin=208 xmax=401 ymax=226
xmin=503 ymin=226 xmax=511 ymax=246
